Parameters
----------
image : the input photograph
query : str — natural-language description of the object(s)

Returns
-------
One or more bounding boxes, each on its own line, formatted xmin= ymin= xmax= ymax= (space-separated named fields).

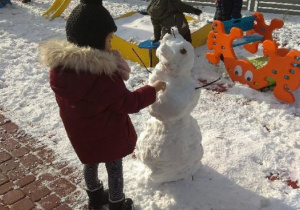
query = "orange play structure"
xmin=206 ymin=12 xmax=300 ymax=103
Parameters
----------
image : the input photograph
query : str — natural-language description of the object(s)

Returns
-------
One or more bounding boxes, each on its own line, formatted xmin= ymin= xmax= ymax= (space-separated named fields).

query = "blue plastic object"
xmin=223 ymin=16 xmax=256 ymax=34
xmin=222 ymin=15 xmax=264 ymax=47
xmin=233 ymin=33 xmax=264 ymax=47
xmin=138 ymin=40 xmax=160 ymax=49
xmin=138 ymin=9 xmax=148 ymax=15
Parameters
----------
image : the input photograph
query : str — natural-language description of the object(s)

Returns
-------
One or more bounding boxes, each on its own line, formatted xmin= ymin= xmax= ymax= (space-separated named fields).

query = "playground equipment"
xmin=42 ymin=0 xmax=71 ymax=20
xmin=41 ymin=4 xmax=211 ymax=67
xmin=0 ymin=0 xmax=12 ymax=8
xmin=206 ymin=12 xmax=300 ymax=103
xmin=112 ymin=12 xmax=211 ymax=67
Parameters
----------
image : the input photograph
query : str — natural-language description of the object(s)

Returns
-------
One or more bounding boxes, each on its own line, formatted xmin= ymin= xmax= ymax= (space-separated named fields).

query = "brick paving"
xmin=0 ymin=114 xmax=88 ymax=210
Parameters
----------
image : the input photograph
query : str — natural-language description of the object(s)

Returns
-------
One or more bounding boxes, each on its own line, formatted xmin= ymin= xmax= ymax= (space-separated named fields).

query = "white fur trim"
xmin=39 ymin=39 xmax=117 ymax=76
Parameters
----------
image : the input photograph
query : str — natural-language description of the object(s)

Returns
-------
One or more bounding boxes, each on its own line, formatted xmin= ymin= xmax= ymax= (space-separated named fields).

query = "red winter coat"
xmin=40 ymin=40 xmax=156 ymax=164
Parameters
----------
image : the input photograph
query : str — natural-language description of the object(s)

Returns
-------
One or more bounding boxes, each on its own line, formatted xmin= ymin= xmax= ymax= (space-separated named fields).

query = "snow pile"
xmin=136 ymin=29 xmax=203 ymax=183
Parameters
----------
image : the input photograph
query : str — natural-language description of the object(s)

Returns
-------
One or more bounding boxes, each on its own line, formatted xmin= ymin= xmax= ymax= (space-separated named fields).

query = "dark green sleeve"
xmin=151 ymin=17 xmax=162 ymax=40
xmin=171 ymin=0 xmax=195 ymax=13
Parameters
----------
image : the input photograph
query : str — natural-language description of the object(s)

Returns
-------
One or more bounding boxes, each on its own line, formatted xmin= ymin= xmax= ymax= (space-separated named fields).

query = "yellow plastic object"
xmin=111 ymin=35 xmax=159 ymax=67
xmin=115 ymin=11 xmax=137 ymax=19
xmin=42 ymin=0 xmax=62 ymax=17
xmin=42 ymin=0 xmax=71 ymax=20
xmin=191 ymin=23 xmax=212 ymax=48
xmin=112 ymin=12 xmax=211 ymax=67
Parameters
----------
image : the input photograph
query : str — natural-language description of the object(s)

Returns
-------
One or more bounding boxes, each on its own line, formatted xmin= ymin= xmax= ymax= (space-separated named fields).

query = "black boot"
xmin=22 ymin=0 xmax=31 ymax=3
xmin=86 ymin=187 xmax=109 ymax=210
xmin=109 ymin=197 xmax=134 ymax=210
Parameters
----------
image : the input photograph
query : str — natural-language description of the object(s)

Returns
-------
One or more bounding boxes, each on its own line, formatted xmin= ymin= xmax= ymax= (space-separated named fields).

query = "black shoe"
xmin=109 ymin=197 xmax=134 ymax=210
xmin=121 ymin=199 xmax=134 ymax=210
xmin=86 ymin=187 xmax=109 ymax=210
xmin=22 ymin=0 xmax=31 ymax=3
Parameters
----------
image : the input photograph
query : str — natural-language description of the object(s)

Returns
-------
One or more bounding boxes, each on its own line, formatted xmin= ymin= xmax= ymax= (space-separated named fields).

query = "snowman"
xmin=136 ymin=29 xmax=203 ymax=184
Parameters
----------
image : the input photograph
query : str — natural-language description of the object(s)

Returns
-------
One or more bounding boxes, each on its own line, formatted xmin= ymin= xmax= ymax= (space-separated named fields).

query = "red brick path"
xmin=0 ymin=114 xmax=87 ymax=209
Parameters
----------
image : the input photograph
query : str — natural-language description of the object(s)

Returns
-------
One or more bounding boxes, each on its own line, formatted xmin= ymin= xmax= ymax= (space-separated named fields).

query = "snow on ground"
xmin=1 ymin=0 xmax=300 ymax=209
xmin=114 ymin=12 xmax=207 ymax=43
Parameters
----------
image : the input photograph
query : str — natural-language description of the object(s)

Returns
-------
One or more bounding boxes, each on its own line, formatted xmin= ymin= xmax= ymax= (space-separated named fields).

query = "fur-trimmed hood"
xmin=39 ymin=39 xmax=117 ymax=76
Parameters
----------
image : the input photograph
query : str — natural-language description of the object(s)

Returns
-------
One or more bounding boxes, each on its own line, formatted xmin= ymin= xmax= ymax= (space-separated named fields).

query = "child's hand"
xmin=151 ymin=80 xmax=166 ymax=92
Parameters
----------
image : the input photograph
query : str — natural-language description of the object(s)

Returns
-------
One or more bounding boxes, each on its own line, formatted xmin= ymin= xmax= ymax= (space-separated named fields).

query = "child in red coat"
xmin=40 ymin=0 xmax=166 ymax=209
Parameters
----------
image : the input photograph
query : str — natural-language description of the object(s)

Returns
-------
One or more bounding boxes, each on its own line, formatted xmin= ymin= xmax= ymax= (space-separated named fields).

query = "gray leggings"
xmin=84 ymin=159 xmax=124 ymax=201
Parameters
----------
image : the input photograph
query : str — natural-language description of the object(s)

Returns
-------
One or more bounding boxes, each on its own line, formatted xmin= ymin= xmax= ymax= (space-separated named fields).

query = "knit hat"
xmin=66 ymin=0 xmax=117 ymax=50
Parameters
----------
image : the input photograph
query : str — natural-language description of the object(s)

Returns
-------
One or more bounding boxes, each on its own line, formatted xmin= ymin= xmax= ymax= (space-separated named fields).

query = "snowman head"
xmin=156 ymin=28 xmax=194 ymax=76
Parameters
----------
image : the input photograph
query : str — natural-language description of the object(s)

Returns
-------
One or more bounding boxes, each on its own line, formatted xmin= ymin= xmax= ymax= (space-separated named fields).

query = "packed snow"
xmin=1 ymin=0 xmax=300 ymax=209
xmin=136 ymin=30 xmax=203 ymax=184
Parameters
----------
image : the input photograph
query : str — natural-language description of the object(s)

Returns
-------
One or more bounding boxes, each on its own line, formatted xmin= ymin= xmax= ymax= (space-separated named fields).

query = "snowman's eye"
xmin=180 ymin=48 xmax=187 ymax=54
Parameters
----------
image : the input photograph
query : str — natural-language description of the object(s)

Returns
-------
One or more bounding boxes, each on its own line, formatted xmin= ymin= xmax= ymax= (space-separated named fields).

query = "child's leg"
xmin=106 ymin=159 xmax=134 ymax=210
xmin=232 ymin=0 xmax=243 ymax=19
xmin=105 ymin=159 xmax=124 ymax=202
xmin=223 ymin=0 xmax=234 ymax=21
xmin=214 ymin=0 xmax=224 ymax=20
xmin=183 ymin=30 xmax=192 ymax=43
xmin=84 ymin=163 xmax=109 ymax=208
xmin=84 ymin=163 xmax=102 ymax=190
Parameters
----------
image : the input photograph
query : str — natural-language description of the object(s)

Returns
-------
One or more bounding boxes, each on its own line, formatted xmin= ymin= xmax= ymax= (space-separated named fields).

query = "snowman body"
xmin=136 ymin=30 xmax=203 ymax=183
